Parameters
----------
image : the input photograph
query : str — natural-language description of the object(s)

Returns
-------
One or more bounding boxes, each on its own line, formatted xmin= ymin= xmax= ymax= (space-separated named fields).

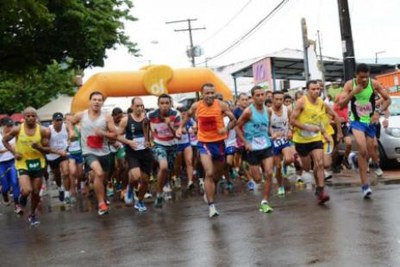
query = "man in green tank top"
xmin=339 ymin=63 xmax=391 ymax=199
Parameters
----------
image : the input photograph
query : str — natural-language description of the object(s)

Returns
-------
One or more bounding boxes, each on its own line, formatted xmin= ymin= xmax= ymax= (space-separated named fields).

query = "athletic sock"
xmin=261 ymin=200 xmax=268 ymax=205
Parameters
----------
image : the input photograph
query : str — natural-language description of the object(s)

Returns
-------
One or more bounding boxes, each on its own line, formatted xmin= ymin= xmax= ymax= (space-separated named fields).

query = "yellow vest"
xmin=15 ymin=123 xmax=46 ymax=171
xmin=293 ymin=96 xmax=324 ymax=143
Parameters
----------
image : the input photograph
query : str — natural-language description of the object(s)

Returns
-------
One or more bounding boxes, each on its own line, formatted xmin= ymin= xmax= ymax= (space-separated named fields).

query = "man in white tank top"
xmin=69 ymin=91 xmax=117 ymax=216
xmin=269 ymin=91 xmax=301 ymax=196
xmin=46 ymin=112 xmax=70 ymax=203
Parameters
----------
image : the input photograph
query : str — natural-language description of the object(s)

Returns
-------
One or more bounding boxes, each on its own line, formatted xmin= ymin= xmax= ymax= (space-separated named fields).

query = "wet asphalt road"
xmin=1 ymin=182 xmax=400 ymax=267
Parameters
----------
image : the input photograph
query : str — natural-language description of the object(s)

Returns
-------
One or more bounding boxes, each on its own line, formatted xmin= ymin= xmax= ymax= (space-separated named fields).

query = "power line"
xmin=198 ymin=0 xmax=254 ymax=46
xmin=198 ymin=0 xmax=289 ymax=66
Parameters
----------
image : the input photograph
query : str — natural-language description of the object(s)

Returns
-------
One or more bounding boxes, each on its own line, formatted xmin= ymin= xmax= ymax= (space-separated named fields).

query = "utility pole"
xmin=301 ymin=18 xmax=310 ymax=82
xmin=317 ymin=30 xmax=327 ymax=97
xmin=337 ymin=0 xmax=356 ymax=82
xmin=166 ymin=19 xmax=206 ymax=67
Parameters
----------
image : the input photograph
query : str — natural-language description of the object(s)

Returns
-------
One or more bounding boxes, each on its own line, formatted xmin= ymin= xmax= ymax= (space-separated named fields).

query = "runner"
xmin=236 ymin=86 xmax=274 ymax=213
xmin=69 ymin=91 xmax=117 ymax=215
xmin=283 ymin=94 xmax=293 ymax=108
xmin=233 ymin=93 xmax=249 ymax=182
xmin=338 ymin=63 xmax=391 ymax=198
xmin=46 ymin=112 xmax=70 ymax=203
xmin=117 ymin=97 xmax=152 ymax=212
xmin=0 ymin=117 xmax=22 ymax=214
xmin=2 ymin=107 xmax=49 ymax=225
xmin=269 ymin=91 xmax=299 ymax=196
xmin=173 ymin=106 xmax=194 ymax=190
xmin=291 ymin=80 xmax=340 ymax=205
xmin=147 ymin=94 xmax=180 ymax=208
xmin=177 ymin=83 xmax=236 ymax=217
xmin=107 ymin=107 xmax=126 ymax=197
xmin=332 ymin=91 xmax=352 ymax=170
xmin=65 ymin=113 xmax=85 ymax=197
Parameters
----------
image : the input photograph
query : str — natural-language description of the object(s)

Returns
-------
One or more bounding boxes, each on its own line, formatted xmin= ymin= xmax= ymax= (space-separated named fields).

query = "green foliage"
xmin=0 ymin=61 xmax=76 ymax=114
xmin=0 ymin=0 xmax=138 ymax=72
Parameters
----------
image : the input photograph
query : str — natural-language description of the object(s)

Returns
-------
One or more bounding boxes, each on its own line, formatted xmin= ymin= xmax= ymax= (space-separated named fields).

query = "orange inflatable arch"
xmin=71 ymin=65 xmax=233 ymax=113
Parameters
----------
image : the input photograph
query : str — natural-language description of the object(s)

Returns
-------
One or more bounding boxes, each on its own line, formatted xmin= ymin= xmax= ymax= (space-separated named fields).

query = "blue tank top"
xmin=244 ymin=104 xmax=271 ymax=151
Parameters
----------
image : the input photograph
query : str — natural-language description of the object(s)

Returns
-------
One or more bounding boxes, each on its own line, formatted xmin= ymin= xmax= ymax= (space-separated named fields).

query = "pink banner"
xmin=252 ymin=58 xmax=274 ymax=91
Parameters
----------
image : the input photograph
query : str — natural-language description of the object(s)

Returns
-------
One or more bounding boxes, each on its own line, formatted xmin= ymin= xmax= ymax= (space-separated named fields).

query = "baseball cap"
xmin=52 ymin=112 xmax=64 ymax=120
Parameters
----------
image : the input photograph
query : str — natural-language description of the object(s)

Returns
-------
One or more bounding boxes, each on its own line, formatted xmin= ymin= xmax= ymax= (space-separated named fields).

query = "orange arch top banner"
xmin=71 ymin=65 xmax=233 ymax=113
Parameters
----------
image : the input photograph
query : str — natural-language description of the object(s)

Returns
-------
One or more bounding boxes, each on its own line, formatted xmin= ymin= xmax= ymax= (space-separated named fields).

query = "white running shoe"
xmin=374 ymin=167 xmax=383 ymax=178
xmin=209 ymin=205 xmax=219 ymax=218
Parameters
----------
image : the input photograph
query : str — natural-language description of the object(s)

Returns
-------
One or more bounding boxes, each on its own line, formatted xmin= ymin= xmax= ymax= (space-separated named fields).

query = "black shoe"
xmin=342 ymin=157 xmax=351 ymax=170
xmin=58 ymin=190 xmax=65 ymax=202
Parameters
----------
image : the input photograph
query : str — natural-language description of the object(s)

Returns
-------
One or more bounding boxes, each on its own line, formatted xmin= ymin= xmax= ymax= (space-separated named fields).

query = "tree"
xmin=0 ymin=0 xmax=139 ymax=73
xmin=0 ymin=61 xmax=77 ymax=114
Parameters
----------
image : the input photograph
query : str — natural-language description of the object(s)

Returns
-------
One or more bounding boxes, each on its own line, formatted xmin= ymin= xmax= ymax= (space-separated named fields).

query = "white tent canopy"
xmin=37 ymin=95 xmax=73 ymax=121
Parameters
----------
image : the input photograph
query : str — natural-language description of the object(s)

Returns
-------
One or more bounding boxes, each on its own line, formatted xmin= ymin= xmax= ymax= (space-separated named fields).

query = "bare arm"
xmin=220 ymin=101 xmax=237 ymax=130
xmin=324 ymin=103 xmax=343 ymax=140
xmin=177 ymin=102 xmax=198 ymax=137
xmin=31 ymin=127 xmax=52 ymax=154
xmin=373 ymin=79 xmax=391 ymax=113
xmin=68 ymin=112 xmax=84 ymax=139
xmin=338 ymin=80 xmax=364 ymax=109
xmin=235 ymin=107 xmax=252 ymax=150
xmin=2 ymin=126 xmax=21 ymax=158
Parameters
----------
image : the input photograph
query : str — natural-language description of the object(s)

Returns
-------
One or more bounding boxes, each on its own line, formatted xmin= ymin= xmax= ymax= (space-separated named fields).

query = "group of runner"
xmin=0 ymin=63 xmax=391 ymax=224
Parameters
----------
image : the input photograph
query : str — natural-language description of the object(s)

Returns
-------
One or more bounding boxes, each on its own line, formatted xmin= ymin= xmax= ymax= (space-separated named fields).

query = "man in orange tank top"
xmin=177 ymin=83 xmax=236 ymax=218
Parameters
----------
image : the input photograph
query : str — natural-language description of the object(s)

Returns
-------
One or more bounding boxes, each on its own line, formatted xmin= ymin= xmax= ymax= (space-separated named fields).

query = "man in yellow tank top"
xmin=291 ymin=81 xmax=342 ymax=205
xmin=2 ymin=107 xmax=50 ymax=225
xmin=177 ymin=83 xmax=236 ymax=218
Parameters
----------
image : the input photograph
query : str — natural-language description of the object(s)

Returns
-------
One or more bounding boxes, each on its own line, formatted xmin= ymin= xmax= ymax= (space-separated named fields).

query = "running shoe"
xmin=3 ymin=196 xmax=11 ymax=206
xmin=115 ymin=183 xmax=122 ymax=192
xmin=106 ymin=186 xmax=114 ymax=197
xmin=64 ymin=196 xmax=72 ymax=205
xmin=124 ymin=187 xmax=134 ymax=205
xmin=14 ymin=204 xmax=23 ymax=215
xmin=19 ymin=195 xmax=28 ymax=207
xmin=58 ymin=190 xmax=65 ymax=202
xmin=247 ymin=180 xmax=256 ymax=191
xmin=209 ymin=205 xmax=219 ymax=218
xmin=187 ymin=181 xmax=195 ymax=191
xmin=225 ymin=181 xmax=234 ymax=191
xmin=154 ymin=196 xmax=163 ymax=208
xmin=199 ymin=178 xmax=205 ymax=193
xmin=277 ymin=186 xmax=285 ymax=196
xmin=342 ymin=156 xmax=352 ymax=170
xmin=144 ymin=192 xmax=153 ymax=199
xmin=317 ymin=190 xmax=330 ymax=205
xmin=134 ymin=201 xmax=147 ymax=212
xmin=374 ymin=167 xmax=383 ymax=178
xmin=259 ymin=202 xmax=273 ymax=213
xmin=348 ymin=152 xmax=358 ymax=171
xmin=296 ymin=175 xmax=304 ymax=184
xmin=28 ymin=214 xmax=40 ymax=226
xmin=362 ymin=185 xmax=372 ymax=199
xmin=174 ymin=177 xmax=181 ymax=189
xmin=324 ymin=170 xmax=333 ymax=181
xmin=98 ymin=203 xmax=109 ymax=216
xmin=163 ymin=183 xmax=172 ymax=193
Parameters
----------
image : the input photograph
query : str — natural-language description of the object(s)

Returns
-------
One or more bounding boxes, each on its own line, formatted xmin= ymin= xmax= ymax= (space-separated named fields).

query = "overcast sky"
xmin=84 ymin=0 xmax=400 ymax=80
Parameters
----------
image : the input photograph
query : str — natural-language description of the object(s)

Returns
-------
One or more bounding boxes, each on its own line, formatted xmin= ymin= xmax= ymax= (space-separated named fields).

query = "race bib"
xmin=355 ymin=102 xmax=373 ymax=116
xmin=252 ymin=136 xmax=268 ymax=150
xmin=68 ymin=140 xmax=81 ymax=152
xmin=155 ymin=124 xmax=173 ymax=138
xmin=273 ymin=138 xmax=288 ymax=147
xmin=134 ymin=137 xmax=146 ymax=150
xmin=198 ymin=117 xmax=217 ymax=132
xmin=300 ymin=124 xmax=318 ymax=138
xmin=26 ymin=159 xmax=41 ymax=172
xmin=87 ymin=135 xmax=103 ymax=149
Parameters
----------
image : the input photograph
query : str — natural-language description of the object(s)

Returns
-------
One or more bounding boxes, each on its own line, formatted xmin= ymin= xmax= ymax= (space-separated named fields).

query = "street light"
xmin=375 ymin=50 xmax=386 ymax=64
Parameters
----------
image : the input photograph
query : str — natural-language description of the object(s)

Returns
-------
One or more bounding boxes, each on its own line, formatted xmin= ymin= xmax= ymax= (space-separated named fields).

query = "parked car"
xmin=378 ymin=95 xmax=400 ymax=168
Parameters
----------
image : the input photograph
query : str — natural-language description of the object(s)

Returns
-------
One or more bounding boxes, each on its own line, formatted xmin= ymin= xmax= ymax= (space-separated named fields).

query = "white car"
xmin=379 ymin=96 xmax=400 ymax=167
